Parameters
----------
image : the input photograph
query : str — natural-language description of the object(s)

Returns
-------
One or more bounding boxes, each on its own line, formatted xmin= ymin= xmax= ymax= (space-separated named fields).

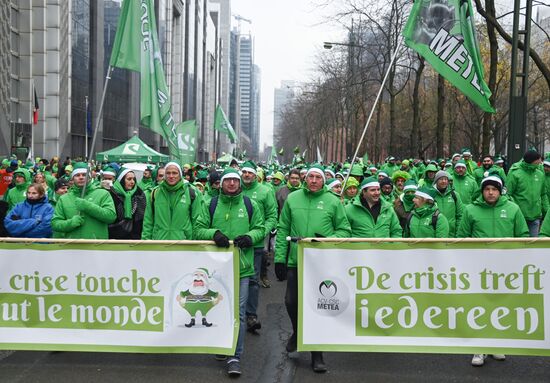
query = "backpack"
xmin=209 ymin=195 xmax=253 ymax=223
xmin=404 ymin=209 xmax=440 ymax=237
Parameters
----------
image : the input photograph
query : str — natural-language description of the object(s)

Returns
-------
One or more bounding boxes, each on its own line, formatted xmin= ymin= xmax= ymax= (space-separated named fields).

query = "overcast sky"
xmin=230 ymin=0 xmax=344 ymax=150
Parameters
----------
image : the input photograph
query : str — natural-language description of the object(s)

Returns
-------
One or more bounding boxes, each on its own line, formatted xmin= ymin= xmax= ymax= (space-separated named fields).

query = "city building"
xmin=273 ymin=80 xmax=299 ymax=145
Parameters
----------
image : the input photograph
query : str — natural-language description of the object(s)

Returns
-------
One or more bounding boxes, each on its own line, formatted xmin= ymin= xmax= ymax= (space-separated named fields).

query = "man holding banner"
xmin=275 ymin=165 xmax=351 ymax=373
xmin=195 ymin=168 xmax=265 ymax=376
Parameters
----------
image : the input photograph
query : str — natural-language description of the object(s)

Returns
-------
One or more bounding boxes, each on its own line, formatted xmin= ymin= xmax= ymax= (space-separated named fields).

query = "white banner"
xmin=0 ymin=242 xmax=238 ymax=354
xmin=299 ymin=241 xmax=550 ymax=355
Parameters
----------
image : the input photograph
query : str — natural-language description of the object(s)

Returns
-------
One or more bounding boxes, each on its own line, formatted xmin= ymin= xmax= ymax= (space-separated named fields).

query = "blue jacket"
xmin=4 ymin=196 xmax=54 ymax=238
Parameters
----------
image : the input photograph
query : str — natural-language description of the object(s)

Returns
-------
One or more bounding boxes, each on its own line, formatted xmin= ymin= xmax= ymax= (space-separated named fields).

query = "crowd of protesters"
xmin=0 ymin=147 xmax=548 ymax=374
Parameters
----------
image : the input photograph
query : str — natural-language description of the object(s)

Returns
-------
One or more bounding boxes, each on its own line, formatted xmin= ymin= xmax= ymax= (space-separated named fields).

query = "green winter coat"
xmin=539 ymin=212 xmax=550 ymax=237
xmin=275 ymin=187 xmax=351 ymax=268
xmin=545 ymin=172 xmax=550 ymax=210
xmin=345 ymin=197 xmax=402 ymax=238
xmin=457 ymin=195 xmax=529 ymax=238
xmin=51 ymin=183 xmax=116 ymax=239
xmin=203 ymin=186 xmax=220 ymax=206
xmin=141 ymin=181 xmax=203 ymax=240
xmin=434 ymin=187 xmax=463 ymax=237
xmin=506 ymin=160 xmax=549 ymax=221
xmin=4 ymin=168 xmax=32 ymax=211
xmin=241 ymin=179 xmax=278 ymax=247
xmin=137 ymin=177 xmax=154 ymax=192
xmin=404 ymin=203 xmax=449 ymax=238
xmin=452 ymin=171 xmax=478 ymax=204
xmin=194 ymin=192 xmax=265 ymax=278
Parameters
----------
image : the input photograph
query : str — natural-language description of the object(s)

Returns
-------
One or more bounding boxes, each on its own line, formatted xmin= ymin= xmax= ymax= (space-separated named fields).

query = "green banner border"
xmin=297 ymin=240 xmax=550 ymax=355
xmin=0 ymin=243 xmax=239 ymax=355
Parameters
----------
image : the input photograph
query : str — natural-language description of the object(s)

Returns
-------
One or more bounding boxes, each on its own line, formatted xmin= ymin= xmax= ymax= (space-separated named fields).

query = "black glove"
xmin=233 ymin=235 xmax=253 ymax=249
xmin=11 ymin=215 xmax=20 ymax=221
xmin=314 ymin=233 xmax=325 ymax=238
xmin=213 ymin=231 xmax=230 ymax=248
xmin=275 ymin=263 xmax=287 ymax=281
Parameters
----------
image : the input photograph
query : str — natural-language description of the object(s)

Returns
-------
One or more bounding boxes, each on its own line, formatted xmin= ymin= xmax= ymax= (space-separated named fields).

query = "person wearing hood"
xmin=379 ymin=176 xmax=394 ymax=203
xmin=51 ymin=162 xmax=116 ymax=239
xmin=203 ymin=170 xmax=221 ymax=205
xmin=506 ymin=150 xmax=548 ymax=237
xmin=400 ymin=159 xmax=417 ymax=181
xmin=275 ymin=165 xmax=351 ymax=373
xmin=271 ymin=171 xmax=285 ymax=192
xmin=345 ymin=176 xmax=401 ymax=238
xmin=457 ymin=174 xmax=526 ymax=366
xmin=394 ymin=179 xmax=418 ymax=228
xmin=108 ymin=168 xmax=147 ymax=239
xmin=343 ymin=176 xmax=360 ymax=204
xmin=4 ymin=183 xmax=54 ymax=238
xmin=418 ymin=163 xmax=439 ymax=188
xmin=403 ymin=186 xmax=449 ymax=238
xmin=432 ymin=170 xmax=463 ymax=237
xmin=3 ymin=168 xmax=32 ymax=212
xmin=194 ymin=168 xmax=265 ymax=376
xmin=452 ymin=160 xmax=478 ymax=204
xmin=137 ymin=167 xmax=154 ymax=192
xmin=239 ymin=161 xmax=278 ymax=334
xmin=276 ymin=169 xmax=302 ymax=214
xmin=0 ymin=159 xmax=13 ymax=199
xmin=141 ymin=162 xmax=203 ymax=240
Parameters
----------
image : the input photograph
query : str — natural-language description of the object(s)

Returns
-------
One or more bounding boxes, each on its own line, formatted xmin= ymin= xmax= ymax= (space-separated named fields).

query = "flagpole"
xmin=85 ymin=96 xmax=89 ymax=160
xmin=82 ymin=66 xmax=113 ymax=198
xmin=340 ymin=37 xmax=404 ymax=195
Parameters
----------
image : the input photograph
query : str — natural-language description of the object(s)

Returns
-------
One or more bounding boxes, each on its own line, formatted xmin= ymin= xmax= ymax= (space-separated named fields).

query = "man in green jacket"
xmin=473 ymin=155 xmax=506 ymax=186
xmin=452 ymin=160 xmax=478 ymax=204
xmin=404 ymin=186 xmax=449 ymax=238
xmin=433 ymin=170 xmax=463 ymax=237
xmin=137 ymin=167 xmax=154 ymax=192
xmin=275 ymin=165 xmax=351 ymax=373
xmin=457 ymin=175 xmax=528 ymax=238
xmin=194 ymin=168 xmax=265 ymax=377
xmin=458 ymin=173 xmax=524 ymax=366
xmin=506 ymin=150 xmax=548 ymax=237
xmin=141 ymin=162 xmax=203 ymax=240
xmin=51 ymin=162 xmax=116 ymax=239
xmin=3 ymin=168 xmax=31 ymax=211
xmin=345 ymin=176 xmax=402 ymax=238
xmin=240 ymin=160 xmax=278 ymax=333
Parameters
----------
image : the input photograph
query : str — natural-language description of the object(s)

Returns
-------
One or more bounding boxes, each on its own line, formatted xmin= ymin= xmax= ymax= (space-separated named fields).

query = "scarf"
xmin=113 ymin=181 xmax=138 ymax=219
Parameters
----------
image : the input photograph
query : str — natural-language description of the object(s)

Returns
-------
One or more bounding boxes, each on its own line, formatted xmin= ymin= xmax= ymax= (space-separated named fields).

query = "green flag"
xmin=402 ymin=0 xmax=495 ymax=113
xmin=214 ymin=105 xmax=237 ymax=143
xmin=109 ymin=0 xmax=180 ymax=159
xmin=176 ymin=120 xmax=197 ymax=164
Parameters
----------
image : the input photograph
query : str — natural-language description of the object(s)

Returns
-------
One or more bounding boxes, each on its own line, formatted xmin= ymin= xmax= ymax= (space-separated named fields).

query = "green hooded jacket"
xmin=457 ymin=195 xmax=529 ymax=238
xmin=433 ymin=186 xmax=463 ymax=237
xmin=51 ymin=183 xmax=116 ymax=239
xmin=506 ymin=160 xmax=549 ymax=221
xmin=345 ymin=197 xmax=402 ymax=238
xmin=452 ymin=170 xmax=478 ymax=204
xmin=404 ymin=203 xmax=449 ymax=238
xmin=141 ymin=181 xmax=204 ymax=240
xmin=194 ymin=192 xmax=265 ymax=278
xmin=4 ymin=168 xmax=31 ymax=211
xmin=275 ymin=187 xmax=351 ymax=268
xmin=241 ymin=179 xmax=278 ymax=247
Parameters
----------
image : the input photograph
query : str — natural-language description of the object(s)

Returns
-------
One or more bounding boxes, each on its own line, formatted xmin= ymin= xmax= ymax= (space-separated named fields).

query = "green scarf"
xmin=403 ymin=193 xmax=415 ymax=212
xmin=113 ymin=181 xmax=138 ymax=219
xmin=286 ymin=181 xmax=301 ymax=192
xmin=160 ymin=180 xmax=184 ymax=213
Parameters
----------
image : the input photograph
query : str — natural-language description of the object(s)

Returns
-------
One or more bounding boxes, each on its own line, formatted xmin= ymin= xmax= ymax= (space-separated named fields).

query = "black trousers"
xmin=285 ymin=267 xmax=298 ymax=335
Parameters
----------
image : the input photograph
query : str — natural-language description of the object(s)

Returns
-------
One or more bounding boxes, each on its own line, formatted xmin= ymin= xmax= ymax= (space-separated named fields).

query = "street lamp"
xmin=323 ymin=41 xmax=365 ymax=50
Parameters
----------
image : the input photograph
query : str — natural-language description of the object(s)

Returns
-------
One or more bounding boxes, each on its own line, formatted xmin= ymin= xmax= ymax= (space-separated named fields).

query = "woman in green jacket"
xmin=404 ymin=186 xmax=449 ymax=238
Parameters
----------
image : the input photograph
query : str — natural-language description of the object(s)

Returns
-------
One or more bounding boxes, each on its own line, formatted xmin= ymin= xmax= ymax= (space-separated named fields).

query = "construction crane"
xmin=233 ymin=14 xmax=252 ymax=32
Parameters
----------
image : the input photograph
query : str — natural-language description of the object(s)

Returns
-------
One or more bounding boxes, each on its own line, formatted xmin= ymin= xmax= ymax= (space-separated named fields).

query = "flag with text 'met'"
xmin=402 ymin=0 xmax=495 ymax=113
xmin=109 ymin=0 xmax=180 ymax=159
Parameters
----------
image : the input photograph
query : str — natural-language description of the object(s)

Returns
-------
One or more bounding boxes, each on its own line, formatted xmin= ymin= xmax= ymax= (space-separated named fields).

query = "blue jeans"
xmin=527 ymin=219 xmax=541 ymax=237
xmin=245 ymin=248 xmax=263 ymax=319
xmin=234 ymin=277 xmax=249 ymax=360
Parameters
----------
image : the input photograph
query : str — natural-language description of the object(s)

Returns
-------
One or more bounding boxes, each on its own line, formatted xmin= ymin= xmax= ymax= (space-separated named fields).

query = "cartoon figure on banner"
xmin=176 ymin=268 xmax=223 ymax=327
